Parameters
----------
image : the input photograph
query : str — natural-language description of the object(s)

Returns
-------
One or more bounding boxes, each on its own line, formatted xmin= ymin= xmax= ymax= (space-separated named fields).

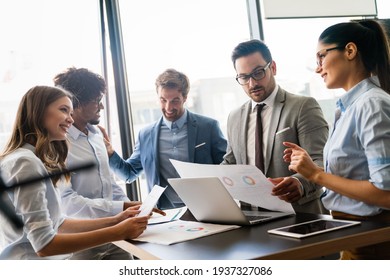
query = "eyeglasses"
xmin=90 ymin=96 xmax=103 ymax=105
xmin=236 ymin=62 xmax=271 ymax=85
xmin=316 ymin=46 xmax=344 ymax=67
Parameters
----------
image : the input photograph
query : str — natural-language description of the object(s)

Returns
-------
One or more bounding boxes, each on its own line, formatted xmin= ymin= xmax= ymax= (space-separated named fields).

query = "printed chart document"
xmin=137 ymin=185 xmax=166 ymax=217
xmin=148 ymin=206 xmax=187 ymax=225
xmin=170 ymin=159 xmax=294 ymax=213
xmin=134 ymin=220 xmax=240 ymax=245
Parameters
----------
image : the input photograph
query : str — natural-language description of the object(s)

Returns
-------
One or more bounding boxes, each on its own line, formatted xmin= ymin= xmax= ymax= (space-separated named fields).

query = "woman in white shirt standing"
xmin=0 ymin=85 xmax=148 ymax=259
xmin=283 ymin=20 xmax=390 ymax=259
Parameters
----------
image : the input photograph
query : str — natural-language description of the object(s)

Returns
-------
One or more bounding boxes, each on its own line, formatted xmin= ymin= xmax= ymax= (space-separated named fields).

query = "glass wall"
xmin=118 ymin=0 xmax=250 ymax=132
xmin=117 ymin=0 xmax=251 ymax=198
xmin=0 ymin=0 xmax=103 ymax=150
xmin=116 ymin=0 xmax=390 ymax=199
xmin=261 ymin=17 xmax=358 ymax=124
xmin=259 ymin=0 xmax=390 ymax=126
xmin=1 ymin=0 xmax=389 ymax=200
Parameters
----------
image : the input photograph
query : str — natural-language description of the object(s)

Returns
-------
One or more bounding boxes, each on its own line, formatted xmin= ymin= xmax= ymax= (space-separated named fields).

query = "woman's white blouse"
xmin=0 ymin=144 xmax=70 ymax=259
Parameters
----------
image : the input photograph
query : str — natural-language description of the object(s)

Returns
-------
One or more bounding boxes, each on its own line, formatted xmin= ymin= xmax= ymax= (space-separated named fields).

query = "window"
xmin=117 ymin=0 xmax=251 ymax=198
xmin=2 ymin=0 xmax=389 ymax=200
xmin=257 ymin=0 xmax=390 ymax=126
xmin=261 ymin=17 xmax=356 ymax=124
xmin=0 ymin=0 xmax=102 ymax=150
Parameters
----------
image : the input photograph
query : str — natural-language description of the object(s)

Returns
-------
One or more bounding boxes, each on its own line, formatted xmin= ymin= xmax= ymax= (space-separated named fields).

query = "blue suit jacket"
xmin=109 ymin=110 xmax=227 ymax=197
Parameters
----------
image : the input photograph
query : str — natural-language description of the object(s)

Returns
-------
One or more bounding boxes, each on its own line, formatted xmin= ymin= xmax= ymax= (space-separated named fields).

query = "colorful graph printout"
xmin=134 ymin=220 xmax=240 ymax=245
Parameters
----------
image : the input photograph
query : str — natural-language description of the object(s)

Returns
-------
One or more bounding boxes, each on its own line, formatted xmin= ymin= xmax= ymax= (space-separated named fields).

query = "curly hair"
xmin=53 ymin=67 xmax=106 ymax=108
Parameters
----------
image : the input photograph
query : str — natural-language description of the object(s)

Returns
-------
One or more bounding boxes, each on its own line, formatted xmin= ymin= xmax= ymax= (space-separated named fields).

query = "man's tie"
xmin=255 ymin=103 xmax=266 ymax=172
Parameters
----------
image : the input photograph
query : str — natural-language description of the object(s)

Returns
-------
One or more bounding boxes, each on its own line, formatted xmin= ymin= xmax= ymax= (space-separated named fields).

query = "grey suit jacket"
xmin=222 ymin=87 xmax=329 ymax=214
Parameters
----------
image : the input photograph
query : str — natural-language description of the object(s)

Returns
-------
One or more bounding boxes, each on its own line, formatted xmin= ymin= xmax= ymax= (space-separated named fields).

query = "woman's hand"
xmin=116 ymin=216 xmax=149 ymax=240
xmin=115 ymin=205 xmax=142 ymax=223
xmin=124 ymin=201 xmax=166 ymax=216
xmin=283 ymin=142 xmax=323 ymax=182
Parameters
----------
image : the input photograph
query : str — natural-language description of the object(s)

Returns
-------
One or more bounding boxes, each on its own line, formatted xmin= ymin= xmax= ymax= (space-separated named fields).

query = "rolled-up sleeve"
xmin=6 ymin=156 xmax=59 ymax=253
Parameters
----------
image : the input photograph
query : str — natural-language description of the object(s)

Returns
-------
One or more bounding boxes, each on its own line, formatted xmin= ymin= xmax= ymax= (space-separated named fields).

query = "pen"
xmin=195 ymin=142 xmax=206 ymax=148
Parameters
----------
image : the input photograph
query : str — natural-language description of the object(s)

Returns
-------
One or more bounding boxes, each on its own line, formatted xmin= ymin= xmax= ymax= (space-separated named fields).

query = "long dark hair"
xmin=319 ymin=20 xmax=390 ymax=94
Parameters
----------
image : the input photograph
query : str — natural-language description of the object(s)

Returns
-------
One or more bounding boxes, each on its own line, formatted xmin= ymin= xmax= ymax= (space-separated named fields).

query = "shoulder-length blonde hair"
xmin=1 ymin=85 xmax=72 ymax=185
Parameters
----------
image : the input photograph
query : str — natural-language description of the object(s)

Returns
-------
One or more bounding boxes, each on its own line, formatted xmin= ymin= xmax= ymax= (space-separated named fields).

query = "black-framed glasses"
xmin=316 ymin=46 xmax=344 ymax=67
xmin=235 ymin=62 xmax=271 ymax=85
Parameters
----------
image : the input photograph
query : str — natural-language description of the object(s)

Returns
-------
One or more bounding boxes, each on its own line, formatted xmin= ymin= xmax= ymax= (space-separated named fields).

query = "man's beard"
xmin=89 ymin=119 xmax=100 ymax=125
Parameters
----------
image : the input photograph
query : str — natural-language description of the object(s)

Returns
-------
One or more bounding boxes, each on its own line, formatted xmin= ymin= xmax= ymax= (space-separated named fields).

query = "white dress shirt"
xmin=61 ymin=124 xmax=130 ymax=219
xmin=247 ymin=85 xmax=278 ymax=166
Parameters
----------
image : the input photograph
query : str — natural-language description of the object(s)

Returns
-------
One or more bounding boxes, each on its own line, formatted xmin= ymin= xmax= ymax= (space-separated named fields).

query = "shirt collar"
xmin=337 ymin=77 xmax=379 ymax=113
xmin=162 ymin=109 xmax=188 ymax=130
xmin=251 ymin=84 xmax=279 ymax=112
xmin=67 ymin=124 xmax=99 ymax=140
xmin=22 ymin=143 xmax=35 ymax=152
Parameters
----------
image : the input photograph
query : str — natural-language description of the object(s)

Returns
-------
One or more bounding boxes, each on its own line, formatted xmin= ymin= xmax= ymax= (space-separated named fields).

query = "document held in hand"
xmin=137 ymin=185 xmax=166 ymax=217
xmin=170 ymin=159 xmax=295 ymax=213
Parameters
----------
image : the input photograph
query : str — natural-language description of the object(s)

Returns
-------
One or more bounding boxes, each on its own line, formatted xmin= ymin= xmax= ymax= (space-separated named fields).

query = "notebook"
xmin=168 ymin=177 xmax=294 ymax=226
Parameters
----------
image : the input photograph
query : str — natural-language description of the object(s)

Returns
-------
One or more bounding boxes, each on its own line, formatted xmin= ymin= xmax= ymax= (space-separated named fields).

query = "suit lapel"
xmin=240 ymin=102 xmax=251 ymax=164
xmin=265 ymin=88 xmax=286 ymax=173
xmin=153 ymin=118 xmax=162 ymax=175
xmin=187 ymin=112 xmax=197 ymax=162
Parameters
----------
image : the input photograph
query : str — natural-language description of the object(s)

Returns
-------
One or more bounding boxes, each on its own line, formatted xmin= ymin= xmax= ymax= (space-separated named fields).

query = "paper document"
xmin=137 ymin=185 xmax=166 ymax=217
xmin=170 ymin=159 xmax=294 ymax=213
xmin=134 ymin=220 xmax=240 ymax=245
xmin=148 ymin=206 xmax=187 ymax=225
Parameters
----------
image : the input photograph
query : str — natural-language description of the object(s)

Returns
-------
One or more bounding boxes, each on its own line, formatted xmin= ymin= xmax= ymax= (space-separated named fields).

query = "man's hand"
xmin=269 ymin=177 xmax=303 ymax=203
xmin=98 ymin=125 xmax=115 ymax=157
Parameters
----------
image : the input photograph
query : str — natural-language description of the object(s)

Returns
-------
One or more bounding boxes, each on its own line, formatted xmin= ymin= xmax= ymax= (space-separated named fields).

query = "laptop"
xmin=168 ymin=177 xmax=294 ymax=226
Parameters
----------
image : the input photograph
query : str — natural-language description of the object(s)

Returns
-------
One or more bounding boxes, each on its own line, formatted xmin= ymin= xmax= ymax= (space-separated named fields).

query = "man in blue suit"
xmin=105 ymin=69 xmax=227 ymax=209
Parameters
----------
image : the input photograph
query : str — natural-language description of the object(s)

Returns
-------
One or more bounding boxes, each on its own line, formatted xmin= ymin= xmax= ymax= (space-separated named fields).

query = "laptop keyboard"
xmin=246 ymin=215 xmax=271 ymax=221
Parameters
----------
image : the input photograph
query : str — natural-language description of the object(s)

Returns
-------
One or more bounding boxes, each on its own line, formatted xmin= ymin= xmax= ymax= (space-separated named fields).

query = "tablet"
xmin=268 ymin=218 xmax=361 ymax=238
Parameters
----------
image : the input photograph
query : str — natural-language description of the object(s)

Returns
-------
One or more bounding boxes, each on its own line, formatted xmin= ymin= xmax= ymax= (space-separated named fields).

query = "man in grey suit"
xmin=105 ymin=68 xmax=227 ymax=209
xmin=223 ymin=39 xmax=329 ymax=214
